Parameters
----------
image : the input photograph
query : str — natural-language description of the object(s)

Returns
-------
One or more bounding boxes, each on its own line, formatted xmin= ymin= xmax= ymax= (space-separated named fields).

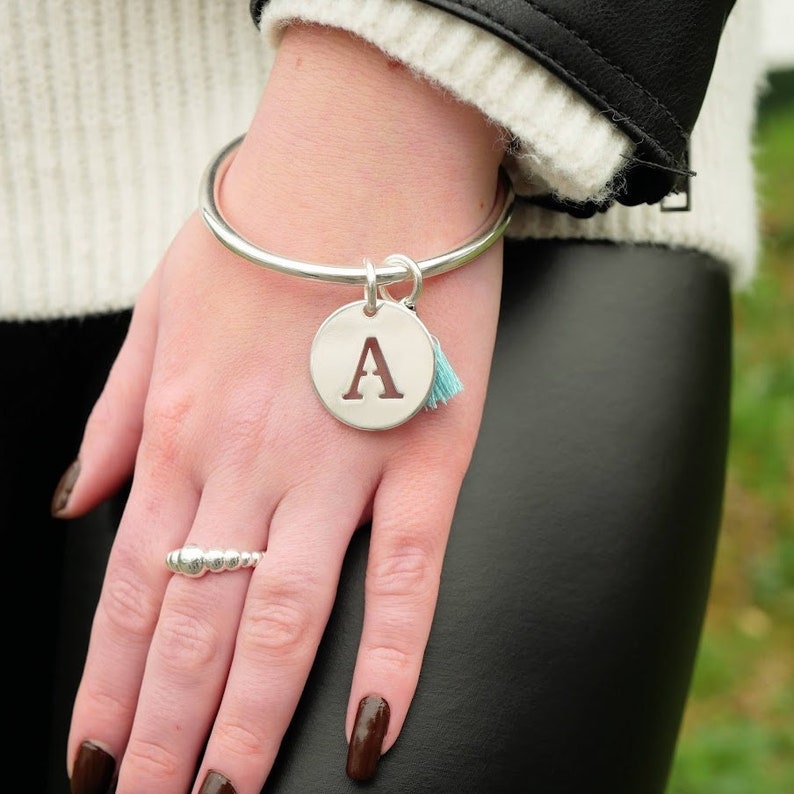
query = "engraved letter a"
xmin=342 ymin=337 xmax=404 ymax=400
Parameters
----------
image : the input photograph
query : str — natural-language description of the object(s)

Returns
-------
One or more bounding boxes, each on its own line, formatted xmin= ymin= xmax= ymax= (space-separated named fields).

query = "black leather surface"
xmin=11 ymin=240 xmax=732 ymax=792
xmin=263 ymin=241 xmax=733 ymax=792
xmin=252 ymin=0 xmax=737 ymax=208
xmin=0 ymin=313 xmax=130 ymax=794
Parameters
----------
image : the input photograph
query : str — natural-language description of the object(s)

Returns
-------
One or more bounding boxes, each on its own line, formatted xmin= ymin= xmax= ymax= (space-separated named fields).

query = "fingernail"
xmin=346 ymin=695 xmax=390 ymax=781
xmin=199 ymin=770 xmax=237 ymax=794
xmin=70 ymin=740 xmax=115 ymax=794
xmin=52 ymin=459 xmax=80 ymax=516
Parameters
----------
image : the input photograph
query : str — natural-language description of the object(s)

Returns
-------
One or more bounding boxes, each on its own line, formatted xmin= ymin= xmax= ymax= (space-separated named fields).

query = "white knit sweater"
xmin=0 ymin=0 xmax=762 ymax=321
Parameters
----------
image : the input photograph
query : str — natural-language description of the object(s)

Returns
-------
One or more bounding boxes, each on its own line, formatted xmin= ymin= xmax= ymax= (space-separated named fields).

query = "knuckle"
xmin=122 ymin=738 xmax=180 ymax=784
xmin=212 ymin=409 xmax=269 ymax=476
xmin=213 ymin=716 xmax=268 ymax=759
xmin=366 ymin=541 xmax=440 ymax=602
xmin=219 ymin=395 xmax=267 ymax=449
xmin=154 ymin=606 xmax=221 ymax=674
xmin=80 ymin=679 xmax=134 ymax=722
xmin=244 ymin=578 xmax=317 ymax=658
xmin=100 ymin=565 xmax=158 ymax=640
xmin=361 ymin=638 xmax=417 ymax=677
xmin=141 ymin=390 xmax=196 ymax=468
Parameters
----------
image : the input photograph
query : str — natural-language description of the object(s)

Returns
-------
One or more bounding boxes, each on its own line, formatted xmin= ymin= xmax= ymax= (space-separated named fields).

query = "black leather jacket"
xmin=251 ymin=0 xmax=737 ymax=211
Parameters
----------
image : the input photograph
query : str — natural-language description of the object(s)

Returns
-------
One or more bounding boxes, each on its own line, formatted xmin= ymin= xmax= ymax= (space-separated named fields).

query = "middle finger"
xmin=194 ymin=477 xmax=372 ymax=793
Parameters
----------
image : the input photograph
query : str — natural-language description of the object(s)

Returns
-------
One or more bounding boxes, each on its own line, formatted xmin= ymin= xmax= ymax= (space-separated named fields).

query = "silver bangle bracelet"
xmin=198 ymin=135 xmax=515 ymax=286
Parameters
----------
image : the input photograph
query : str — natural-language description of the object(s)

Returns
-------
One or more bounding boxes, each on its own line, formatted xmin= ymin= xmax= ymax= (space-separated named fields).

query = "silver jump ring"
xmin=199 ymin=135 xmax=514 ymax=287
xmin=363 ymin=258 xmax=379 ymax=316
xmin=379 ymin=254 xmax=423 ymax=310
xmin=165 ymin=544 xmax=265 ymax=578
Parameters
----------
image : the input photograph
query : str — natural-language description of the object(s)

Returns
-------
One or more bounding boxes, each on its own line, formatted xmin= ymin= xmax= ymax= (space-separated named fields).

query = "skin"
xmin=61 ymin=25 xmax=506 ymax=793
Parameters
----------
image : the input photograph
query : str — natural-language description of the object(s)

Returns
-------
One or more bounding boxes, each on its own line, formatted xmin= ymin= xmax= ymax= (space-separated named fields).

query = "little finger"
xmin=194 ymin=481 xmax=371 ymax=794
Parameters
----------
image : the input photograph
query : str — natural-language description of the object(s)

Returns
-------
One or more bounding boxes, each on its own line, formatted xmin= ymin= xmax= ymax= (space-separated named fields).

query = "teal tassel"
xmin=426 ymin=336 xmax=463 ymax=409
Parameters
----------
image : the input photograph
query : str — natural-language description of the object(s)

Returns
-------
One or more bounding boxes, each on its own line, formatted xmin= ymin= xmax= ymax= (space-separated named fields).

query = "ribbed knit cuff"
xmin=258 ymin=0 xmax=634 ymax=205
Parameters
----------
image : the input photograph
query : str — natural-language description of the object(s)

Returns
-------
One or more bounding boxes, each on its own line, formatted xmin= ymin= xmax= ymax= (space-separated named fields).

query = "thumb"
xmin=51 ymin=269 xmax=160 ymax=518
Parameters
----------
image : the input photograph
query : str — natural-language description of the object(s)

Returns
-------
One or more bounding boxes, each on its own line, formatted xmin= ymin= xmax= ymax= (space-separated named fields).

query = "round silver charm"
xmin=310 ymin=300 xmax=435 ymax=430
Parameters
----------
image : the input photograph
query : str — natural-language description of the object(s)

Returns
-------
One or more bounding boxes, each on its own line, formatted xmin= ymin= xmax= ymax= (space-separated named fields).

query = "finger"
xmin=194 ymin=478 xmax=372 ymax=794
xmin=66 ymin=453 xmax=200 ymax=785
xmin=114 ymin=472 xmax=276 ymax=793
xmin=345 ymin=461 xmax=463 ymax=780
xmin=52 ymin=267 xmax=161 ymax=518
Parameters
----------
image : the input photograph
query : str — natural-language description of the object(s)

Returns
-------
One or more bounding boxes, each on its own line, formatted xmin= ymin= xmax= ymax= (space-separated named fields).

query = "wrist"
xmin=220 ymin=24 xmax=506 ymax=267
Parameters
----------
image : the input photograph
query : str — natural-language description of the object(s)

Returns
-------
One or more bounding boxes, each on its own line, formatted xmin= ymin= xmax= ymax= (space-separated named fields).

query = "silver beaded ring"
xmin=165 ymin=544 xmax=265 ymax=578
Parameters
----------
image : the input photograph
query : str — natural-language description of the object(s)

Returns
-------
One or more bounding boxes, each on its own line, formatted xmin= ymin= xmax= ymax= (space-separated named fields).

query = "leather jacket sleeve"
xmin=251 ymin=0 xmax=738 ymax=211
xmin=414 ymin=0 xmax=738 ymax=210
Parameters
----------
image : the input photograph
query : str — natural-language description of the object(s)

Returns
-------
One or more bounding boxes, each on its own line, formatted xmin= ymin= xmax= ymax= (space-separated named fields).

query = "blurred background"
xmin=666 ymin=1 xmax=793 ymax=791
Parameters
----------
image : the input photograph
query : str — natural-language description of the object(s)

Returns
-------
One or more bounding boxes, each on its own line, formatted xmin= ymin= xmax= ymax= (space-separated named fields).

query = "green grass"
xmin=666 ymin=70 xmax=794 ymax=794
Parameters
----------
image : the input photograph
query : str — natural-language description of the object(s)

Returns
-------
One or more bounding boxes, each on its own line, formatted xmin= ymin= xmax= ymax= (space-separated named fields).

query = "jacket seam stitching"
xmin=450 ymin=0 xmax=687 ymax=160
xmin=523 ymin=0 xmax=688 ymax=140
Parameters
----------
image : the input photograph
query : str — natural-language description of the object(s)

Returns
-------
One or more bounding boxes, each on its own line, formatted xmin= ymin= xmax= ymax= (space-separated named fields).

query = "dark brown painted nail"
xmin=199 ymin=770 xmax=237 ymax=794
xmin=70 ymin=740 xmax=115 ymax=794
xmin=346 ymin=695 xmax=390 ymax=781
xmin=52 ymin=459 xmax=80 ymax=516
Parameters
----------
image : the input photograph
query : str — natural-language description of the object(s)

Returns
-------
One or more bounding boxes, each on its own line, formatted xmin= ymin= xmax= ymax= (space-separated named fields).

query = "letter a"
xmin=342 ymin=337 xmax=404 ymax=400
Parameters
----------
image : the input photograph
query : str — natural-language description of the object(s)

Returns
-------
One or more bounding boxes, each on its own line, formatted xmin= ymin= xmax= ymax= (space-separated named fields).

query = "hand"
xmin=57 ymin=25 xmax=505 ymax=793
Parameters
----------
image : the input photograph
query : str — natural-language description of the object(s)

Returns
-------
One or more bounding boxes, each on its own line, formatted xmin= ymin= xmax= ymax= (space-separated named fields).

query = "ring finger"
xmin=66 ymin=466 xmax=201 ymax=785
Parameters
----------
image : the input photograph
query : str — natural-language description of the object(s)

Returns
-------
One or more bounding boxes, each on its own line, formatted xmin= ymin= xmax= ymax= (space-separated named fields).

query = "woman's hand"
xmin=57 ymin=25 xmax=505 ymax=793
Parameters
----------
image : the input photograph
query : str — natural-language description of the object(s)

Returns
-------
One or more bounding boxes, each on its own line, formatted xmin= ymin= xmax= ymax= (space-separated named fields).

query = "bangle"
xmin=198 ymin=135 xmax=514 ymax=287
xmin=197 ymin=133 xmax=514 ymax=432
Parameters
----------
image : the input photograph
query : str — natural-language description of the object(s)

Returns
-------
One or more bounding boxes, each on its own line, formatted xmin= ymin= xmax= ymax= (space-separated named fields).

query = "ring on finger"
xmin=165 ymin=544 xmax=265 ymax=578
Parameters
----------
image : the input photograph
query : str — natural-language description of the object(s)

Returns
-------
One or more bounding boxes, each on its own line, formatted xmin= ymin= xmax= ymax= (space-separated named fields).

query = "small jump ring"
xmin=165 ymin=544 xmax=265 ymax=578
xmin=379 ymin=253 xmax=423 ymax=310
xmin=363 ymin=257 xmax=378 ymax=316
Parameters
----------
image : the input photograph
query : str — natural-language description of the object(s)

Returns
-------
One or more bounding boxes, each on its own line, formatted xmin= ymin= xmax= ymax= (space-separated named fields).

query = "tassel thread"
xmin=426 ymin=336 xmax=463 ymax=409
